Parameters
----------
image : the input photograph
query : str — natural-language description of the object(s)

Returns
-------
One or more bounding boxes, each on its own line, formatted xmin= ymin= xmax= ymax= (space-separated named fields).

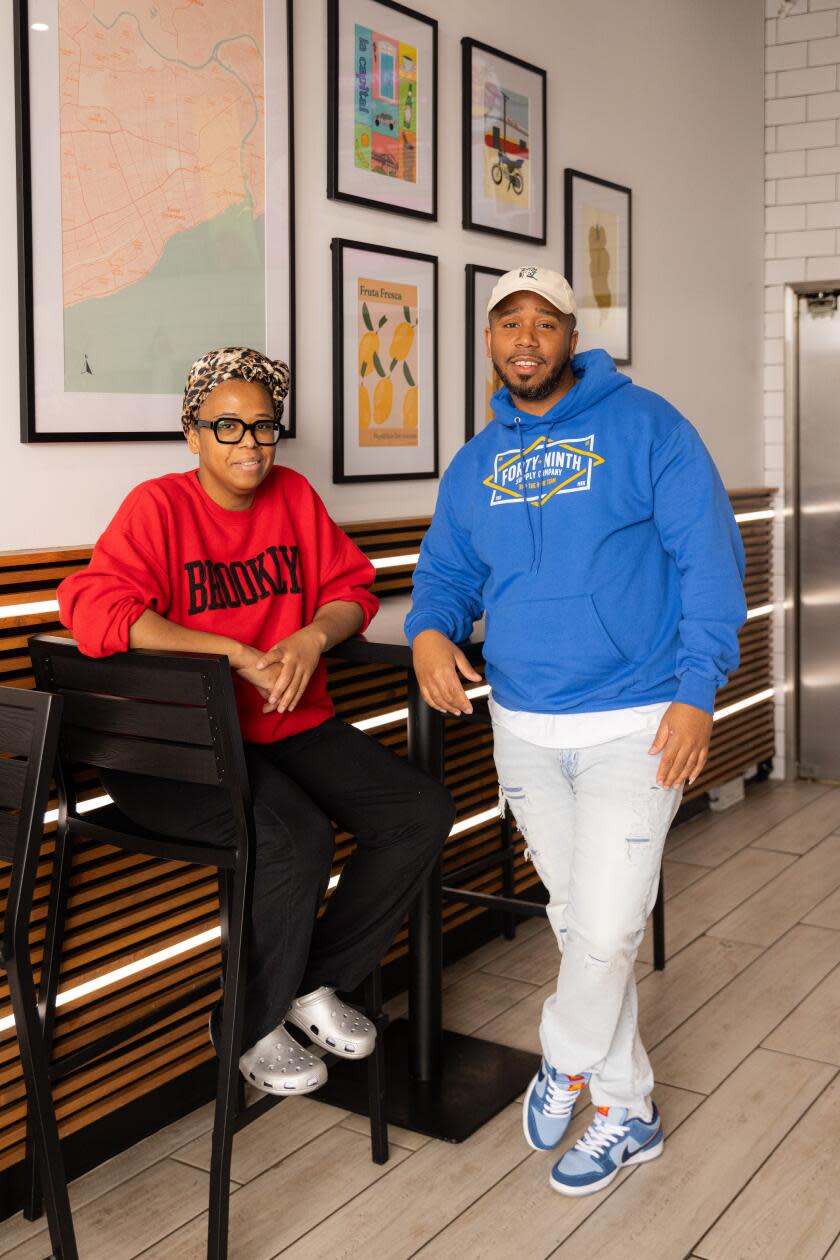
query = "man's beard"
xmin=492 ymin=348 xmax=572 ymax=402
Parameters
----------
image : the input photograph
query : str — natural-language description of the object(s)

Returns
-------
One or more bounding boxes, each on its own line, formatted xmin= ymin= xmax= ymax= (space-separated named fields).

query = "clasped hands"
xmin=237 ymin=625 xmax=326 ymax=715
xmin=411 ymin=629 xmax=713 ymax=789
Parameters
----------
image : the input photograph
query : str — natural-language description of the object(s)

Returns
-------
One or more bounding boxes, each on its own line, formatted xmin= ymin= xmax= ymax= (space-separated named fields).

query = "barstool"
xmin=0 ymin=686 xmax=77 ymax=1260
xmin=29 ymin=636 xmax=387 ymax=1260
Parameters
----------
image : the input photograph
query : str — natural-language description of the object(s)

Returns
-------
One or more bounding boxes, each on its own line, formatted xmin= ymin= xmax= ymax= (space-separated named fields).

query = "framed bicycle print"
xmin=465 ymin=264 xmax=504 ymax=440
xmin=16 ymin=0 xmax=296 ymax=441
xmin=564 ymin=169 xmax=632 ymax=365
xmin=462 ymin=38 xmax=546 ymax=243
xmin=332 ymin=238 xmax=438 ymax=483
xmin=327 ymin=0 xmax=438 ymax=220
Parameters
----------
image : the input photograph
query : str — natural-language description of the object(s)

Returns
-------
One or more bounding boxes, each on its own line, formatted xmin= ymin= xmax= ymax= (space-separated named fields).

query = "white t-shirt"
xmin=488 ymin=695 xmax=670 ymax=750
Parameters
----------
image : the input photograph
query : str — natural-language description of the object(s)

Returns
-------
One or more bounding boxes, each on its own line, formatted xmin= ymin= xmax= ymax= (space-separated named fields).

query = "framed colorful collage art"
xmin=327 ymin=0 xmax=438 ymax=219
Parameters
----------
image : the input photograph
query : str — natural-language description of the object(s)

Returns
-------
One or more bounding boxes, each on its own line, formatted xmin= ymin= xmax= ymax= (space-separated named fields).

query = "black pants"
xmin=102 ymin=718 xmax=454 ymax=1050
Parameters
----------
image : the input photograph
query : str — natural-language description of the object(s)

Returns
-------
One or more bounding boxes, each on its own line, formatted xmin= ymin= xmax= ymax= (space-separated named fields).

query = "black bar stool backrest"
xmin=0 ymin=686 xmax=61 ymax=966
xmin=0 ymin=685 xmax=78 ymax=1259
xmin=29 ymin=636 xmax=253 ymax=846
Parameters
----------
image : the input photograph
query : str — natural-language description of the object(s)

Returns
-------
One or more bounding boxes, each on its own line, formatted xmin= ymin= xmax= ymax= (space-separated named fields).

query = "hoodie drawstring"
xmin=534 ymin=420 xmax=565 ymax=574
xmin=515 ymin=417 xmax=538 ymax=574
xmin=516 ymin=416 xmax=557 ymax=575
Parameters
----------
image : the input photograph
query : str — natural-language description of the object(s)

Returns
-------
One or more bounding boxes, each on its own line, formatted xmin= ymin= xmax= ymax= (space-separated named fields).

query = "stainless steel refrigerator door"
xmin=798 ymin=294 xmax=840 ymax=780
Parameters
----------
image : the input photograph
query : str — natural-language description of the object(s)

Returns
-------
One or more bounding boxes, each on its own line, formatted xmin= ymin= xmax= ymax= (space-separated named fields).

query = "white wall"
xmin=763 ymin=0 xmax=840 ymax=777
xmin=0 ymin=0 xmax=765 ymax=551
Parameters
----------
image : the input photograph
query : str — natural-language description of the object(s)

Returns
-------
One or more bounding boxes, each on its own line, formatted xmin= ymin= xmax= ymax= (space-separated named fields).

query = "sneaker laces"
xmin=544 ymin=1077 xmax=581 ymax=1118
xmin=575 ymin=1112 xmax=628 ymax=1156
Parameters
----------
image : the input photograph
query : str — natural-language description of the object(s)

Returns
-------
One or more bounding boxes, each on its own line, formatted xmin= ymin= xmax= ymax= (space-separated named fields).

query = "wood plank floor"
xmin=2 ymin=780 xmax=839 ymax=1260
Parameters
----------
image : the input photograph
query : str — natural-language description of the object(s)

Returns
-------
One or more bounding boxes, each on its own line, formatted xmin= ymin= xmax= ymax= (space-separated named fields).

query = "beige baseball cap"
xmin=487 ymin=266 xmax=577 ymax=320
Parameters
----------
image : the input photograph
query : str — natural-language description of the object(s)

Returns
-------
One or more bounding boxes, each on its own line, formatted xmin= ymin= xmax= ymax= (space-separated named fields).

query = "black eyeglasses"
xmin=193 ymin=417 xmax=283 ymax=446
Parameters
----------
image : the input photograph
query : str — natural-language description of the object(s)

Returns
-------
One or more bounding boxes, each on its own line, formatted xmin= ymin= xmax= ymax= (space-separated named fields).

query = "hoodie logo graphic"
xmin=483 ymin=434 xmax=604 ymax=506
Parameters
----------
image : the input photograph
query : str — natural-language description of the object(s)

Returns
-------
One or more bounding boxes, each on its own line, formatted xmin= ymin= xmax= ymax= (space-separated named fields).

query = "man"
xmin=405 ymin=268 xmax=745 ymax=1196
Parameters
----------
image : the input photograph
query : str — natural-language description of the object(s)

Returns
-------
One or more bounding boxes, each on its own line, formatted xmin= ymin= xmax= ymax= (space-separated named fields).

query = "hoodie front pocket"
xmin=484 ymin=594 xmax=632 ymax=699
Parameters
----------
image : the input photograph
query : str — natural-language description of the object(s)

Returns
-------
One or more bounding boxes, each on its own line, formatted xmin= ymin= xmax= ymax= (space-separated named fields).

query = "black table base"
xmin=315 ymin=1018 xmax=539 ymax=1143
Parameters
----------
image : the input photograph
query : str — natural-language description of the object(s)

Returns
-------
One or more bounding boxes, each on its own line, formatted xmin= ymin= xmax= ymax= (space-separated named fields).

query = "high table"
xmin=319 ymin=595 xmax=540 ymax=1142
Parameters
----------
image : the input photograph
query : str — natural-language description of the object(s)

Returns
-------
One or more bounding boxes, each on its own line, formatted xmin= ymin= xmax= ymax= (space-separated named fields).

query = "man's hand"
xmin=412 ymin=629 xmax=482 ymax=716
xmin=239 ymin=626 xmax=325 ymax=714
xmin=648 ymin=701 xmax=713 ymax=788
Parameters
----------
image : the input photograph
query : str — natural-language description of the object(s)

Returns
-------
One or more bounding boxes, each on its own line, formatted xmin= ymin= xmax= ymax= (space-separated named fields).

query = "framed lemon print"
xmin=332 ymin=239 xmax=438 ymax=483
xmin=565 ymin=169 xmax=632 ymax=365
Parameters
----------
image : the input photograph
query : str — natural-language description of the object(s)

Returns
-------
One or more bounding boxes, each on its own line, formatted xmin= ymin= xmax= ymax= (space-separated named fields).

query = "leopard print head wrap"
xmin=180 ymin=347 xmax=291 ymax=435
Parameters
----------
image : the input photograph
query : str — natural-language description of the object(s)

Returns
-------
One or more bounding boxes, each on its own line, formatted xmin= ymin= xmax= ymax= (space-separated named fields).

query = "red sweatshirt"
xmin=57 ymin=467 xmax=379 ymax=743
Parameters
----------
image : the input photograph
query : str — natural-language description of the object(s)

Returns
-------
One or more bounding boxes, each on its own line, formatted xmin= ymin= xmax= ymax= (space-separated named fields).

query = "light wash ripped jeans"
xmin=493 ymin=721 xmax=683 ymax=1115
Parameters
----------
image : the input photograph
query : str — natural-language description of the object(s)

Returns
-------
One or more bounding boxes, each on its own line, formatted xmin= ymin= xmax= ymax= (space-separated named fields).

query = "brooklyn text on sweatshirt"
xmin=184 ymin=546 xmax=301 ymax=614
xmin=58 ymin=467 xmax=378 ymax=743
xmin=405 ymin=350 xmax=747 ymax=716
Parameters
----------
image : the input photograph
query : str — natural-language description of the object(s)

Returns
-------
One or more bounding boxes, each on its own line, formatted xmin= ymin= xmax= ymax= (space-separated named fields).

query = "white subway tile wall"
xmin=763 ymin=1 xmax=840 ymax=777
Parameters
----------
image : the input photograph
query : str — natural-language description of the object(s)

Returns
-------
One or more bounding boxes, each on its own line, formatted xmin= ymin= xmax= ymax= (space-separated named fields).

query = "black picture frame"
xmin=15 ymin=0 xmax=297 ymax=442
xmin=327 ymin=0 xmax=438 ymax=221
xmin=332 ymin=238 xmax=438 ymax=484
xmin=564 ymin=168 xmax=632 ymax=366
xmin=461 ymin=38 xmax=547 ymax=244
xmin=465 ymin=263 xmax=504 ymax=440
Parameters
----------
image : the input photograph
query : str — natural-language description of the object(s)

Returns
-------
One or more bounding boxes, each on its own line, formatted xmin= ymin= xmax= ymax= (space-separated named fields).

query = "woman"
xmin=58 ymin=347 xmax=454 ymax=1095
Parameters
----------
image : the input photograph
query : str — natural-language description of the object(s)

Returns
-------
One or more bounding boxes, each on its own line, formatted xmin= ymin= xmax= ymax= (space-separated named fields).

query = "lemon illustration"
xmin=374 ymin=376 xmax=393 ymax=424
xmin=388 ymin=321 xmax=414 ymax=363
xmin=403 ymin=385 xmax=418 ymax=430
xmin=359 ymin=331 xmax=379 ymax=376
xmin=359 ymin=382 xmax=372 ymax=428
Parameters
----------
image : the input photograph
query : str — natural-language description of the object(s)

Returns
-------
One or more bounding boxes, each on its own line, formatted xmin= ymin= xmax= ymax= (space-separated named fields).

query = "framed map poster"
xmin=465 ymin=264 xmax=504 ymax=440
xmin=565 ymin=169 xmax=632 ymax=365
xmin=332 ymin=239 xmax=437 ymax=483
xmin=327 ymin=0 xmax=437 ymax=220
xmin=15 ymin=0 xmax=296 ymax=442
xmin=462 ymin=39 xmax=546 ymax=243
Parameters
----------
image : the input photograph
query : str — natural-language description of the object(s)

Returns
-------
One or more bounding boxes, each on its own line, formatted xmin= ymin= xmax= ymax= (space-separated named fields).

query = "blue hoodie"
xmin=405 ymin=350 xmax=746 ymax=715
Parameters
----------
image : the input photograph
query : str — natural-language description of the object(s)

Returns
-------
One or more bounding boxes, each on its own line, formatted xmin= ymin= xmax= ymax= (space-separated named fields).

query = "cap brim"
xmin=487 ymin=284 xmax=575 ymax=319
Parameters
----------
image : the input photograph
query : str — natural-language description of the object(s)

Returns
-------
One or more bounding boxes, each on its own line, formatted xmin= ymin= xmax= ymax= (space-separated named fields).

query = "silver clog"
xmin=286 ymin=986 xmax=377 ymax=1058
xmin=238 ymin=1023 xmax=327 ymax=1095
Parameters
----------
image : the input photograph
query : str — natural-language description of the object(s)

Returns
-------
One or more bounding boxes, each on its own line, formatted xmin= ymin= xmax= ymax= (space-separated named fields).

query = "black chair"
xmin=443 ymin=697 xmax=668 ymax=970
xmin=0 ymin=686 xmax=77 ymax=1260
xmin=28 ymin=636 xmax=388 ymax=1260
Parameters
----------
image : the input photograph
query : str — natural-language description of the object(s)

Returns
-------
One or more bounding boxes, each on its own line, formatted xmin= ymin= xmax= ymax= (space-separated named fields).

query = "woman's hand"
xmin=239 ymin=626 xmax=326 ymax=714
xmin=648 ymin=701 xmax=713 ymax=788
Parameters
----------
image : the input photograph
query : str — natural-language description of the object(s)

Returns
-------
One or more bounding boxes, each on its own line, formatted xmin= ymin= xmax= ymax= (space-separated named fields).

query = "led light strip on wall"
xmin=371 ymin=553 xmax=421 ymax=569
xmin=712 ymin=687 xmax=775 ymax=722
xmin=733 ymin=509 xmax=774 ymax=523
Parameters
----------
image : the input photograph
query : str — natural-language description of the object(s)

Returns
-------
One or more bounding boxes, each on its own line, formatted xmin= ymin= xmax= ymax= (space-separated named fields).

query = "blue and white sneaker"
xmin=523 ymin=1061 xmax=589 ymax=1151
xmin=550 ymin=1103 xmax=663 ymax=1196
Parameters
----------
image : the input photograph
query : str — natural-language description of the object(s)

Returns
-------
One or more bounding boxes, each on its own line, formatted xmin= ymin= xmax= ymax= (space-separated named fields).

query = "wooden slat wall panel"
xmin=0 ymin=489 xmax=776 ymax=1172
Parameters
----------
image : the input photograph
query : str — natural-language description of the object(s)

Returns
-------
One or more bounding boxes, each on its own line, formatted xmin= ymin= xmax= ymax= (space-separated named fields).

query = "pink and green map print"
xmin=59 ymin=0 xmax=268 ymax=395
